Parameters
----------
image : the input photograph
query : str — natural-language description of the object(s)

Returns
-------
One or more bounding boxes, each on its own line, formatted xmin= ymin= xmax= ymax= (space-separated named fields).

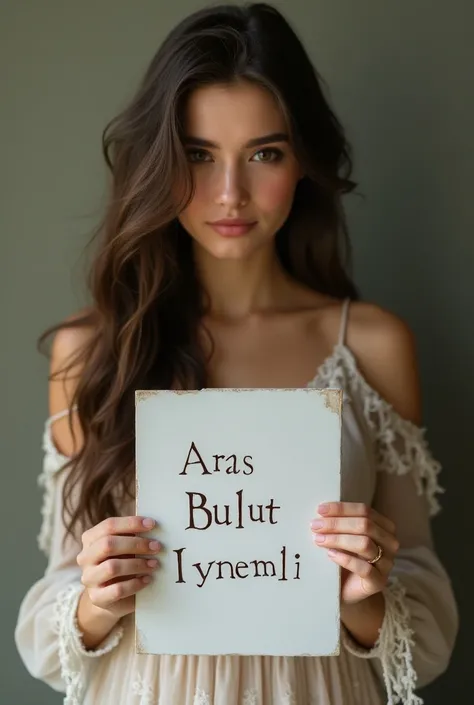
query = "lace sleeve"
xmin=38 ymin=415 xmax=71 ymax=554
xmin=317 ymin=345 xmax=458 ymax=703
xmin=352 ymin=370 xmax=443 ymax=517
xmin=321 ymin=343 xmax=444 ymax=514
xmin=15 ymin=417 xmax=124 ymax=704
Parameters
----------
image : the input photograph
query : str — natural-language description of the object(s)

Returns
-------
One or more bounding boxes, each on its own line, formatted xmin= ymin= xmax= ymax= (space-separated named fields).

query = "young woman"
xmin=15 ymin=3 xmax=457 ymax=704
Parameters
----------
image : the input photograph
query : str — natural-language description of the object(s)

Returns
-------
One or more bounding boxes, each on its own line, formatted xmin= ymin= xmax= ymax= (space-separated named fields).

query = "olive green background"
xmin=2 ymin=1 xmax=471 ymax=702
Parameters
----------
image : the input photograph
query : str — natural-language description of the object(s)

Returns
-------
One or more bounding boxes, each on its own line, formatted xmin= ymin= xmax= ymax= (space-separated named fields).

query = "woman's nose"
xmin=214 ymin=164 xmax=249 ymax=209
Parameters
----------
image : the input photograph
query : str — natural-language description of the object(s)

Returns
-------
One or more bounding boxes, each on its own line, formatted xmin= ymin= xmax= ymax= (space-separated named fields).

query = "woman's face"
xmin=177 ymin=80 xmax=303 ymax=261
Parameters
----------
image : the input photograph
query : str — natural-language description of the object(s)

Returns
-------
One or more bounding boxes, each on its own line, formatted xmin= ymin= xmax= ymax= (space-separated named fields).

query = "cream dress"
xmin=15 ymin=299 xmax=458 ymax=705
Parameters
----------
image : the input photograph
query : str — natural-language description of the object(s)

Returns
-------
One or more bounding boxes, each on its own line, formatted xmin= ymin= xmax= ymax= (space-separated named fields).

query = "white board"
xmin=135 ymin=388 xmax=341 ymax=657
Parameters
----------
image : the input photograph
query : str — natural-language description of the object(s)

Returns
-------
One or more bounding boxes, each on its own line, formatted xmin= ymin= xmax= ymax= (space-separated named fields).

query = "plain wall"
xmin=2 ymin=1 xmax=472 ymax=702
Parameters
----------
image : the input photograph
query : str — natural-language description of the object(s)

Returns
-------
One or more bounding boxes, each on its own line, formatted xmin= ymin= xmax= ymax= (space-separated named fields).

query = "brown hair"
xmin=40 ymin=2 xmax=359 ymax=539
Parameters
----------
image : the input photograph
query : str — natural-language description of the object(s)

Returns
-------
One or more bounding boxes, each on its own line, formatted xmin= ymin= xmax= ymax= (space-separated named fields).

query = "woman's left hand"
xmin=311 ymin=502 xmax=399 ymax=605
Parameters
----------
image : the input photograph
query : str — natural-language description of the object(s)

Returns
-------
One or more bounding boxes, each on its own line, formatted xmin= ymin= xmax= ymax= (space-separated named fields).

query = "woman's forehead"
xmin=183 ymin=82 xmax=287 ymax=143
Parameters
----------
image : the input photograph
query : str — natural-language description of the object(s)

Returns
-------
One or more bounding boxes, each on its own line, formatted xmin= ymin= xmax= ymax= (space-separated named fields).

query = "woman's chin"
xmin=193 ymin=231 xmax=276 ymax=262
xmin=195 ymin=237 xmax=262 ymax=261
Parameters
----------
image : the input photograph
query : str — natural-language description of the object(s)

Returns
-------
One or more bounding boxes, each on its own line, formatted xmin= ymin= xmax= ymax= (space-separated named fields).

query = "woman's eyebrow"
xmin=183 ymin=132 xmax=290 ymax=149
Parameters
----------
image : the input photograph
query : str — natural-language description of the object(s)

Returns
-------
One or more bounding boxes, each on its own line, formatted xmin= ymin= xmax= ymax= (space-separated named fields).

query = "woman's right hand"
xmin=77 ymin=516 xmax=161 ymax=625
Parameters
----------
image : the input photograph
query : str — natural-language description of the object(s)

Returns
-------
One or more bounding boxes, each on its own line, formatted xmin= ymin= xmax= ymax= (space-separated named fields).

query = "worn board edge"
xmin=136 ymin=387 xmax=342 ymax=411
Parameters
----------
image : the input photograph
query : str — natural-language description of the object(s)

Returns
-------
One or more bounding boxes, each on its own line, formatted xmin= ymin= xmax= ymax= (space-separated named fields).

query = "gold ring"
xmin=367 ymin=543 xmax=383 ymax=565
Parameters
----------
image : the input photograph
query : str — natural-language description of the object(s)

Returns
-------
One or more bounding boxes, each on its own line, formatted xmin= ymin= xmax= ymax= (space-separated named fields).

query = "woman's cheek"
xmin=189 ymin=173 xmax=214 ymax=208
xmin=255 ymin=172 xmax=299 ymax=213
xmin=180 ymin=182 xmax=208 ymax=222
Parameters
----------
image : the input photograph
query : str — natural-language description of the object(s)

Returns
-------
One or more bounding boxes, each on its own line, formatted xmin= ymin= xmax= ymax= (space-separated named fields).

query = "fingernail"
xmin=318 ymin=503 xmax=330 ymax=514
xmin=311 ymin=520 xmax=324 ymax=530
xmin=142 ymin=518 xmax=155 ymax=528
xmin=147 ymin=559 xmax=158 ymax=568
xmin=327 ymin=549 xmax=338 ymax=556
xmin=142 ymin=575 xmax=152 ymax=584
xmin=314 ymin=534 xmax=326 ymax=543
xmin=149 ymin=540 xmax=161 ymax=551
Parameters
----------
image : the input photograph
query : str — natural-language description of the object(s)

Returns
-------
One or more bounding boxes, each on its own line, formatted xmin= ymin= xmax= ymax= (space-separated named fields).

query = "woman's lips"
xmin=207 ymin=221 xmax=258 ymax=237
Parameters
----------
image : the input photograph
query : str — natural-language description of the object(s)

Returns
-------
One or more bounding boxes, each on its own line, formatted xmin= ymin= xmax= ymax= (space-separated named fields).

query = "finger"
xmin=313 ymin=533 xmax=380 ymax=560
xmin=314 ymin=536 xmax=394 ymax=575
xmin=82 ymin=557 xmax=160 ymax=588
xmin=317 ymin=502 xmax=395 ymax=534
xmin=88 ymin=576 xmax=152 ymax=609
xmin=326 ymin=549 xmax=387 ymax=587
xmin=311 ymin=516 xmax=399 ymax=555
xmin=78 ymin=535 xmax=162 ymax=567
xmin=366 ymin=554 xmax=393 ymax=576
xmin=82 ymin=516 xmax=157 ymax=549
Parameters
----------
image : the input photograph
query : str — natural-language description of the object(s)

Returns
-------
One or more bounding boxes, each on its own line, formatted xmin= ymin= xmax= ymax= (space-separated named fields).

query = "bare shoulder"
xmin=50 ymin=307 xmax=96 ymax=379
xmin=49 ymin=307 xmax=97 ymax=456
xmin=346 ymin=301 xmax=422 ymax=425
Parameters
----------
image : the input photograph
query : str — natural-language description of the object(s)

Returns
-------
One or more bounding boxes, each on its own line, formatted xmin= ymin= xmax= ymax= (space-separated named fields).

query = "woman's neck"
xmin=194 ymin=243 xmax=292 ymax=320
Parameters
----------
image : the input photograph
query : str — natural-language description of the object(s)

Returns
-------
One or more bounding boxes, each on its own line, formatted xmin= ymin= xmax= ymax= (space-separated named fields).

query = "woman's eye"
xmin=186 ymin=149 xmax=212 ymax=163
xmin=252 ymin=148 xmax=284 ymax=163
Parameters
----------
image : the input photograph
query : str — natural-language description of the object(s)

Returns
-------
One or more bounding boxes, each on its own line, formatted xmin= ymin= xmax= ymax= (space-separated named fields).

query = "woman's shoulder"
xmin=344 ymin=300 xmax=422 ymax=425
xmin=48 ymin=307 xmax=98 ymax=456
xmin=50 ymin=307 xmax=97 ymax=369
xmin=302 ymin=293 xmax=416 ymax=360
xmin=347 ymin=300 xmax=415 ymax=351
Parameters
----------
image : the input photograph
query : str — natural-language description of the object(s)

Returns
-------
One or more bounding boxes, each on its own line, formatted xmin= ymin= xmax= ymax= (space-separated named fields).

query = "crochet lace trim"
xmin=37 ymin=418 xmax=70 ymax=554
xmin=130 ymin=681 xmax=295 ymax=704
xmin=311 ymin=343 xmax=444 ymax=516
xmin=132 ymin=673 xmax=156 ymax=705
xmin=342 ymin=578 xmax=423 ymax=704
xmin=53 ymin=583 xmax=124 ymax=705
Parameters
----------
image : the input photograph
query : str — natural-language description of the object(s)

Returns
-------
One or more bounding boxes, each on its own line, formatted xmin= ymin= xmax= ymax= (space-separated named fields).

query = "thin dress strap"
xmin=46 ymin=405 xmax=78 ymax=427
xmin=337 ymin=297 xmax=351 ymax=346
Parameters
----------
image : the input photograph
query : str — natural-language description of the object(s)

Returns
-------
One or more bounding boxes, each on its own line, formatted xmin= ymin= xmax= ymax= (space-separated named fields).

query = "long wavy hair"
xmin=39 ymin=2 xmax=360 ymax=540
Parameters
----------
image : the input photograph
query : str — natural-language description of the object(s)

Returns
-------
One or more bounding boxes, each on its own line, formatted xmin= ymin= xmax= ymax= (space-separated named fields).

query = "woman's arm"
xmin=340 ymin=592 xmax=385 ymax=648
xmin=314 ymin=304 xmax=458 ymax=699
xmin=14 ymin=323 xmax=124 ymax=696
